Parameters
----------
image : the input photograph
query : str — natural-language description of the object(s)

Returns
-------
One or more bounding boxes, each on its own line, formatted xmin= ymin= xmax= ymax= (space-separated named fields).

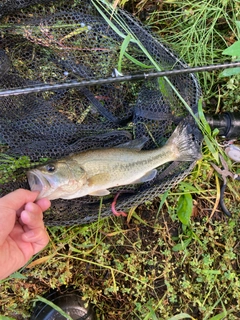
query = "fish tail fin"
xmin=167 ymin=122 xmax=202 ymax=162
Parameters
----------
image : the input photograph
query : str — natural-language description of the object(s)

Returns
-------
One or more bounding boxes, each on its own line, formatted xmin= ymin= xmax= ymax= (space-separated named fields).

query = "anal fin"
xmin=89 ymin=189 xmax=110 ymax=196
xmin=131 ymin=169 xmax=157 ymax=184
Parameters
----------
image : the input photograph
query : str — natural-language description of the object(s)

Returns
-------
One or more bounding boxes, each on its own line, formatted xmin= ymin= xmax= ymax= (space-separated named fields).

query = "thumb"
xmin=0 ymin=189 xmax=39 ymax=213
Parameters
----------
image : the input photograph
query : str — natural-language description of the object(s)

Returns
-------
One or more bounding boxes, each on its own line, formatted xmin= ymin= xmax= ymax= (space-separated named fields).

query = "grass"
xmin=1 ymin=195 xmax=239 ymax=319
xmin=134 ymin=0 xmax=240 ymax=98
xmin=0 ymin=0 xmax=240 ymax=319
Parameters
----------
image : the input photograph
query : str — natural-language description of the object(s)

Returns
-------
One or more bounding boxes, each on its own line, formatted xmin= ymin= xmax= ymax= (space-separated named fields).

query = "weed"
xmin=0 ymin=0 xmax=240 ymax=319
xmin=136 ymin=0 xmax=240 ymax=97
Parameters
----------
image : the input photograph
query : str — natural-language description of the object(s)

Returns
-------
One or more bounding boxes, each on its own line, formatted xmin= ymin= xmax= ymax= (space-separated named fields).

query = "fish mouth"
xmin=27 ymin=170 xmax=50 ymax=199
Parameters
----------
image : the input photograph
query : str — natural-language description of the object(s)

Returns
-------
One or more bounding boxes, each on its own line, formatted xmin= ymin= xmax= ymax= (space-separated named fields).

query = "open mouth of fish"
xmin=27 ymin=170 xmax=50 ymax=198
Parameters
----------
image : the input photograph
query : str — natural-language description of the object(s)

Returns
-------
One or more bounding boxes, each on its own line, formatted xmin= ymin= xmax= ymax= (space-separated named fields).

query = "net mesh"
xmin=0 ymin=0 xmax=202 ymax=226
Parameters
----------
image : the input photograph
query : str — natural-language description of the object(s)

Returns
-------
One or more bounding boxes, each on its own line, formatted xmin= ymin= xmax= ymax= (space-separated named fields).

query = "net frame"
xmin=0 ymin=0 xmax=202 ymax=226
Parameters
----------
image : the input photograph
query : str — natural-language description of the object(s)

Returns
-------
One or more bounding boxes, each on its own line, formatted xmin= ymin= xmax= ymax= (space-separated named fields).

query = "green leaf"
xmin=158 ymin=190 xmax=169 ymax=211
xmin=9 ymin=271 xmax=27 ymax=279
xmin=0 ymin=317 xmax=16 ymax=320
xmin=219 ymin=67 xmax=240 ymax=77
xmin=212 ymin=128 xmax=219 ymax=138
xmin=177 ymin=193 xmax=193 ymax=225
xmin=172 ymin=237 xmax=192 ymax=252
xmin=222 ymin=40 xmax=240 ymax=56
xmin=167 ymin=313 xmax=194 ymax=320
xmin=118 ymin=34 xmax=132 ymax=72
xmin=236 ymin=21 xmax=240 ymax=34
xmin=158 ymin=77 xmax=169 ymax=97
xmin=179 ymin=182 xmax=201 ymax=193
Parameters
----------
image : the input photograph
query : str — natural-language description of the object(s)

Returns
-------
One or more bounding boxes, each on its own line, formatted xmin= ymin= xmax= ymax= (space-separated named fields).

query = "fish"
xmin=27 ymin=122 xmax=202 ymax=200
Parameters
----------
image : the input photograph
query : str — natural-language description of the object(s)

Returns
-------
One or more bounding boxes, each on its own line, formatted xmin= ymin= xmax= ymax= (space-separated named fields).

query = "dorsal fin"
xmin=114 ymin=136 xmax=148 ymax=151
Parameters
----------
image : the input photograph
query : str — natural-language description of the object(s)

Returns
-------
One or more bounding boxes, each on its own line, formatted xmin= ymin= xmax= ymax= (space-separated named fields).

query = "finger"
xmin=0 ymin=189 xmax=39 ymax=214
xmin=17 ymin=198 xmax=50 ymax=223
xmin=20 ymin=208 xmax=49 ymax=254
xmin=0 ymin=189 xmax=40 ymax=246
xmin=22 ymin=227 xmax=49 ymax=254
xmin=20 ymin=206 xmax=45 ymax=230
xmin=22 ymin=227 xmax=49 ymax=244
xmin=35 ymin=198 xmax=51 ymax=212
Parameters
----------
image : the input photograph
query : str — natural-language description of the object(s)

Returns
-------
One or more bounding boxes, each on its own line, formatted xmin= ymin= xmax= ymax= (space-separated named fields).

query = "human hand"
xmin=0 ymin=189 xmax=51 ymax=280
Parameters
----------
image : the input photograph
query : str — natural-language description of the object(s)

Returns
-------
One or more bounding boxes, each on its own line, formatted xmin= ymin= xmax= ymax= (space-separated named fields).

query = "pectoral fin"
xmin=87 ymin=173 xmax=111 ymax=196
xmin=89 ymin=189 xmax=110 ymax=196
xmin=131 ymin=169 xmax=157 ymax=184
xmin=88 ymin=173 xmax=110 ymax=186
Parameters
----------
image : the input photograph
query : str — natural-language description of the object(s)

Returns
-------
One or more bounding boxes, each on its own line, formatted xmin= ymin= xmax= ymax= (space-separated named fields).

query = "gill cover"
xmin=27 ymin=159 xmax=87 ymax=199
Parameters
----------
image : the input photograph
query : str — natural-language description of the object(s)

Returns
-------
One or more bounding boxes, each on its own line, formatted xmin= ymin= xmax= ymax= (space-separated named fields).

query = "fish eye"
xmin=46 ymin=164 xmax=56 ymax=173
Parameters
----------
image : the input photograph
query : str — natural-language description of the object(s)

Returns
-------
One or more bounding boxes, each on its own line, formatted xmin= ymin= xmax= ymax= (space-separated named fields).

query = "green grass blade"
xmin=207 ymin=311 xmax=231 ymax=320
xmin=157 ymin=190 xmax=169 ymax=213
xmin=118 ymin=33 xmax=132 ymax=72
xmin=33 ymin=295 xmax=74 ymax=320
xmin=92 ymin=1 xmax=133 ymax=40
xmin=206 ymin=306 xmax=235 ymax=320
xmin=197 ymin=99 xmax=221 ymax=163
xmin=92 ymin=0 xmax=193 ymax=113
xmin=198 ymin=100 xmax=212 ymax=135
xmin=124 ymin=52 xmax=154 ymax=69
xmin=143 ymin=309 xmax=159 ymax=320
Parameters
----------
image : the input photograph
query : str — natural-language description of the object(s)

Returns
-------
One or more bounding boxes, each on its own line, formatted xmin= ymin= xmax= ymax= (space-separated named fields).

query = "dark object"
xmin=0 ymin=0 xmax=202 ymax=226
xmin=211 ymin=155 xmax=240 ymax=217
xmin=206 ymin=112 xmax=240 ymax=139
xmin=0 ymin=0 xmax=59 ymax=18
xmin=31 ymin=290 xmax=96 ymax=320
xmin=0 ymin=62 xmax=240 ymax=97
xmin=0 ymin=1 xmax=239 ymax=225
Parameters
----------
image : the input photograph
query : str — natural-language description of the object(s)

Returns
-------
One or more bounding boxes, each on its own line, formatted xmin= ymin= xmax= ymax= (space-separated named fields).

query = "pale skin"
xmin=0 ymin=189 xmax=51 ymax=280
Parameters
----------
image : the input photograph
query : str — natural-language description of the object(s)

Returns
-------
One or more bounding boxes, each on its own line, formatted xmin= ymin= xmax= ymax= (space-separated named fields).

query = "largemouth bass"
xmin=27 ymin=123 xmax=202 ymax=200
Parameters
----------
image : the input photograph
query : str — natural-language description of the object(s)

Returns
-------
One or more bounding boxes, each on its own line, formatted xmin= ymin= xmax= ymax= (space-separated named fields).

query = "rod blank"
xmin=0 ymin=61 xmax=240 ymax=97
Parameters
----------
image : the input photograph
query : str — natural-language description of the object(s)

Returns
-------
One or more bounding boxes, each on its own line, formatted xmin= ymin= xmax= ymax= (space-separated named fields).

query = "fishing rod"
xmin=0 ymin=61 xmax=240 ymax=97
xmin=0 ymin=60 xmax=239 ymax=139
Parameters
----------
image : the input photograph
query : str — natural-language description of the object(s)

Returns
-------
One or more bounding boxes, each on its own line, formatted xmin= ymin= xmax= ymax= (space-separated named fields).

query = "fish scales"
xmin=72 ymin=145 xmax=174 ymax=179
xmin=27 ymin=123 xmax=202 ymax=200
